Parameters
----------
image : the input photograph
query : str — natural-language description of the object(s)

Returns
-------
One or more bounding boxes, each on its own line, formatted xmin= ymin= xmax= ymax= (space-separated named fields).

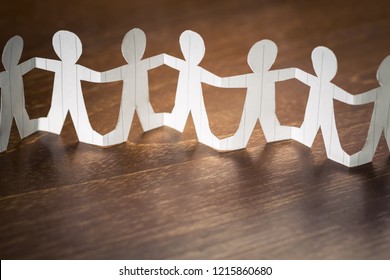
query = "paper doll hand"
xmin=351 ymin=88 xmax=379 ymax=105
xmin=200 ymin=68 xmax=223 ymax=87
xmin=163 ymin=54 xmax=183 ymax=70
xmin=34 ymin=57 xmax=58 ymax=72
xmin=292 ymin=68 xmax=316 ymax=86
xmin=268 ymin=67 xmax=297 ymax=82
xmin=220 ymin=75 xmax=248 ymax=88
xmin=76 ymin=66 xmax=103 ymax=83
xmin=146 ymin=54 xmax=164 ymax=70
xmin=100 ymin=67 xmax=123 ymax=83
xmin=333 ymin=86 xmax=354 ymax=104
xmin=34 ymin=57 xmax=46 ymax=69
xmin=333 ymin=86 xmax=378 ymax=105
xmin=20 ymin=58 xmax=36 ymax=75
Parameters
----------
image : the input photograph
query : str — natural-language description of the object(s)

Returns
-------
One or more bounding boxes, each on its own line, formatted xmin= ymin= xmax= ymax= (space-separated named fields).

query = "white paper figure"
xmin=347 ymin=56 xmax=390 ymax=167
xmin=3 ymin=29 xmax=388 ymax=169
xmin=34 ymin=30 xmax=104 ymax=145
xmin=0 ymin=36 xmax=37 ymax=152
xmin=217 ymin=39 xmax=298 ymax=151
xmin=100 ymin=28 xmax=164 ymax=146
xmin=291 ymin=46 xmax=365 ymax=167
xmin=162 ymin=30 xmax=223 ymax=149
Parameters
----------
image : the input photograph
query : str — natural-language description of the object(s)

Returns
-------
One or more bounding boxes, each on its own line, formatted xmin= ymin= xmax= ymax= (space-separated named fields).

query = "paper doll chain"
xmin=0 ymin=29 xmax=388 ymax=168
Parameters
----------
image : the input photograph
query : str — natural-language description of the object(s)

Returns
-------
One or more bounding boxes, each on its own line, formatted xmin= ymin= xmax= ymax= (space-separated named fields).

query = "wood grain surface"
xmin=0 ymin=0 xmax=390 ymax=259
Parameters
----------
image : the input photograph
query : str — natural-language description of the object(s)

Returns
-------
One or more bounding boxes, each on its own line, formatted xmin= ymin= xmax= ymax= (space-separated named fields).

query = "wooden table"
xmin=1 ymin=0 xmax=389 ymax=259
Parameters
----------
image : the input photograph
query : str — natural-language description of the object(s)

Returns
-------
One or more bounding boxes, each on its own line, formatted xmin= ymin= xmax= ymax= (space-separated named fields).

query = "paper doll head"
xmin=376 ymin=55 xmax=390 ymax=86
xmin=121 ymin=28 xmax=146 ymax=64
xmin=311 ymin=46 xmax=337 ymax=81
xmin=247 ymin=39 xmax=277 ymax=73
xmin=52 ymin=30 xmax=82 ymax=64
xmin=2 ymin=35 xmax=23 ymax=71
xmin=179 ymin=30 xmax=205 ymax=65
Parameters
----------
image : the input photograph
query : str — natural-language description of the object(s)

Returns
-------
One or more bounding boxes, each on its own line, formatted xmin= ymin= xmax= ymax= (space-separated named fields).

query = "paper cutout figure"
xmin=291 ymin=46 xmax=365 ymax=167
xmin=100 ymin=28 xmax=164 ymax=146
xmin=34 ymin=30 xmax=104 ymax=145
xmin=1 ymin=30 xmax=390 ymax=168
xmin=162 ymin=31 xmax=223 ymax=149
xmin=216 ymin=39 xmax=298 ymax=151
xmin=0 ymin=36 xmax=37 ymax=152
xmin=348 ymin=56 xmax=390 ymax=167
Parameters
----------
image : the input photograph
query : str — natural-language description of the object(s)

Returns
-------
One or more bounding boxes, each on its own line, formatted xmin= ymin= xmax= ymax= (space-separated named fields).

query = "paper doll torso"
xmin=307 ymin=78 xmax=336 ymax=126
xmin=247 ymin=72 xmax=275 ymax=118
xmin=0 ymin=67 xmax=26 ymax=115
xmin=51 ymin=62 xmax=81 ymax=111
xmin=121 ymin=62 xmax=150 ymax=107
xmin=375 ymin=86 xmax=390 ymax=128
xmin=0 ymin=72 xmax=11 ymax=105
xmin=177 ymin=64 xmax=203 ymax=111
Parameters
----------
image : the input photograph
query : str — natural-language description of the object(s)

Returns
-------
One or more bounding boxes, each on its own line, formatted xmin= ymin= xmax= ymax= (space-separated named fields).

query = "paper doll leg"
xmin=291 ymin=91 xmax=320 ymax=147
xmin=22 ymin=117 xmax=38 ymax=138
xmin=9 ymin=82 xmax=37 ymax=138
xmin=258 ymin=93 xmax=291 ymax=142
xmin=219 ymin=99 xmax=259 ymax=151
xmin=385 ymin=111 xmax=390 ymax=151
xmin=102 ymin=105 xmax=136 ymax=146
xmin=321 ymin=115 xmax=350 ymax=167
xmin=0 ymin=107 xmax=13 ymax=152
xmin=385 ymin=123 xmax=390 ymax=151
xmin=260 ymin=114 xmax=292 ymax=143
xmin=68 ymin=101 xmax=104 ymax=146
xmin=191 ymin=104 xmax=221 ymax=150
xmin=38 ymin=114 xmax=65 ymax=135
xmin=163 ymin=106 xmax=190 ymax=133
xmin=14 ymin=108 xmax=37 ymax=138
xmin=350 ymin=117 xmax=383 ymax=167
xmin=291 ymin=121 xmax=319 ymax=148
xmin=163 ymin=82 xmax=191 ymax=132
xmin=219 ymin=115 xmax=257 ymax=151
xmin=137 ymin=103 xmax=164 ymax=131
xmin=38 ymin=93 xmax=67 ymax=134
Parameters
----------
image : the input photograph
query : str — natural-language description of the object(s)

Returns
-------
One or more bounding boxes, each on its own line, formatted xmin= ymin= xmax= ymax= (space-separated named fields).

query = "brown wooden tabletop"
xmin=0 ymin=0 xmax=390 ymax=259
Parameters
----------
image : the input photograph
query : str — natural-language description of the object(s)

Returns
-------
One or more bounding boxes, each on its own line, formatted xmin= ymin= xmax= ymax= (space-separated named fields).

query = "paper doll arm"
xmin=291 ymin=68 xmax=316 ymax=86
xmin=19 ymin=58 xmax=36 ymax=75
xmin=145 ymin=54 xmax=164 ymax=70
xmin=200 ymin=68 xmax=223 ymax=87
xmin=334 ymin=86 xmax=379 ymax=105
xmin=34 ymin=57 xmax=59 ymax=72
xmin=220 ymin=74 xmax=248 ymax=88
xmin=77 ymin=65 xmax=103 ymax=83
xmin=353 ymin=88 xmax=379 ymax=104
xmin=268 ymin=68 xmax=298 ymax=82
xmin=99 ymin=66 xmax=124 ymax=83
xmin=163 ymin=54 xmax=184 ymax=70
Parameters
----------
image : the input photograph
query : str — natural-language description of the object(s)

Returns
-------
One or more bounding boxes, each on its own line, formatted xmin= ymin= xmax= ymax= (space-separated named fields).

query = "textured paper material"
xmin=291 ymin=47 xmax=357 ymax=167
xmin=348 ymin=56 xmax=390 ymax=167
xmin=217 ymin=39 xmax=297 ymax=151
xmin=1 ymin=29 xmax=389 ymax=168
xmin=100 ymin=28 xmax=164 ymax=146
xmin=0 ymin=36 xmax=37 ymax=152
xmin=35 ymin=31 xmax=104 ymax=146
xmin=162 ymin=30 xmax=222 ymax=149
